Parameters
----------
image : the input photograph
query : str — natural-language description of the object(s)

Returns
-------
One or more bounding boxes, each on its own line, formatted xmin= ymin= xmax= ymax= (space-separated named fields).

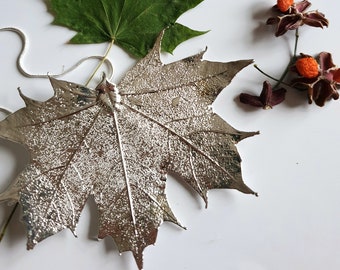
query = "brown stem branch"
xmin=0 ymin=203 xmax=18 ymax=243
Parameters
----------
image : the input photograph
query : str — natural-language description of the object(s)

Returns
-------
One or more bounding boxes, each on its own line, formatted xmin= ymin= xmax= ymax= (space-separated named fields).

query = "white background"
xmin=1 ymin=0 xmax=340 ymax=269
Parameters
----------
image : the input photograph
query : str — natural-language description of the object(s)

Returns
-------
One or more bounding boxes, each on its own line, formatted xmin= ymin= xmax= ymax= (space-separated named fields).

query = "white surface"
xmin=1 ymin=0 xmax=340 ymax=269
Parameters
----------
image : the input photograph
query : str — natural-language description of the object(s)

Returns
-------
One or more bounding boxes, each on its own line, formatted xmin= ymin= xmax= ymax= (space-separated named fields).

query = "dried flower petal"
xmin=295 ymin=0 xmax=311 ymax=12
xmin=303 ymin=11 xmax=329 ymax=28
xmin=312 ymin=80 xmax=339 ymax=106
xmin=319 ymin=51 xmax=335 ymax=70
xmin=332 ymin=69 xmax=340 ymax=83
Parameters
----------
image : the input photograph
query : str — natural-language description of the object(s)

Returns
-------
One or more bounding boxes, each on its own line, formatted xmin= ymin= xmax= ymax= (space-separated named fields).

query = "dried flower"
xmin=292 ymin=52 xmax=340 ymax=106
xmin=239 ymin=81 xmax=286 ymax=109
xmin=267 ymin=0 xmax=329 ymax=36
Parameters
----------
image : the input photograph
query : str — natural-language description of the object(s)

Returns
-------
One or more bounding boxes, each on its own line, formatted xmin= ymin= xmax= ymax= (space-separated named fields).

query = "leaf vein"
xmin=40 ymin=107 xmax=103 ymax=228
xmin=123 ymin=103 xmax=235 ymax=181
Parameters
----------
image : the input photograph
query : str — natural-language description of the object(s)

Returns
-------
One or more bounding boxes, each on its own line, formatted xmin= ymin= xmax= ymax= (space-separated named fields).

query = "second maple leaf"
xmin=0 ymin=34 xmax=256 ymax=269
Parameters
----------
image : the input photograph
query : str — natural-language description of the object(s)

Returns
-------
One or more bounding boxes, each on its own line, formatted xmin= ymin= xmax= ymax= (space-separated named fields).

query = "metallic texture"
xmin=0 ymin=32 xmax=256 ymax=269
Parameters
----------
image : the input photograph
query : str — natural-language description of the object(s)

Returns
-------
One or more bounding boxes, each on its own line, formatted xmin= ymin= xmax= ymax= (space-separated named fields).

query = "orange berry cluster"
xmin=277 ymin=0 xmax=294 ymax=12
xmin=295 ymin=57 xmax=319 ymax=78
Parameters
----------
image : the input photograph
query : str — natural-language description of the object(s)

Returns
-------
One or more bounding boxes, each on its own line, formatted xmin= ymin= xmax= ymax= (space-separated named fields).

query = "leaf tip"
xmin=231 ymin=180 xmax=257 ymax=197
xmin=70 ymin=228 xmax=78 ymax=238
xmin=133 ymin=251 xmax=144 ymax=270
xmin=242 ymin=59 xmax=255 ymax=68
xmin=236 ymin=130 xmax=260 ymax=142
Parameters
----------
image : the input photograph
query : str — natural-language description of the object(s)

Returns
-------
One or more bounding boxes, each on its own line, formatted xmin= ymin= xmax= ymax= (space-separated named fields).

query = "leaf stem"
xmin=85 ymin=40 xmax=115 ymax=86
xmin=0 ymin=203 xmax=18 ymax=243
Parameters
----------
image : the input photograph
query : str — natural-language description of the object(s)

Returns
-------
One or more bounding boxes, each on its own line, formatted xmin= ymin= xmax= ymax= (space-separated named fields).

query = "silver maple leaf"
xmin=0 ymin=33 xmax=256 ymax=269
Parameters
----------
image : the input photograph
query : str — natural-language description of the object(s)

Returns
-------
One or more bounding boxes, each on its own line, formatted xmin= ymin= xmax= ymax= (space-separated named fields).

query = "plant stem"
xmin=255 ymin=29 xmax=300 ymax=89
xmin=293 ymin=28 xmax=299 ymax=58
xmin=85 ymin=39 xmax=115 ymax=86
xmin=0 ymin=203 xmax=18 ymax=243
xmin=254 ymin=65 xmax=290 ymax=87
xmin=273 ymin=28 xmax=299 ymax=89
xmin=254 ymin=64 xmax=280 ymax=82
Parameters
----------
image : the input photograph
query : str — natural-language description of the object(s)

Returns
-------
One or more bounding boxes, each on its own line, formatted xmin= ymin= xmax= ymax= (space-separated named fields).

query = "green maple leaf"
xmin=47 ymin=0 xmax=207 ymax=58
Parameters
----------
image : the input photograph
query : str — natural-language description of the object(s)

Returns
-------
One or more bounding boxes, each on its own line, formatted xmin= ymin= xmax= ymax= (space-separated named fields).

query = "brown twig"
xmin=0 ymin=203 xmax=18 ymax=243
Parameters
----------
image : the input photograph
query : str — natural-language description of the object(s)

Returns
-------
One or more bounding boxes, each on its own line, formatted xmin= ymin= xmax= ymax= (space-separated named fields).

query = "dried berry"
xmin=295 ymin=56 xmax=319 ymax=78
xmin=277 ymin=0 xmax=294 ymax=12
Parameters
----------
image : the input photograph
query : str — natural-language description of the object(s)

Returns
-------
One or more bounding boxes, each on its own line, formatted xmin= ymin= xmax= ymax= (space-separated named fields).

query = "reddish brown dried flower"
xmin=239 ymin=81 xmax=286 ymax=109
xmin=267 ymin=0 xmax=329 ymax=36
xmin=292 ymin=52 xmax=340 ymax=106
